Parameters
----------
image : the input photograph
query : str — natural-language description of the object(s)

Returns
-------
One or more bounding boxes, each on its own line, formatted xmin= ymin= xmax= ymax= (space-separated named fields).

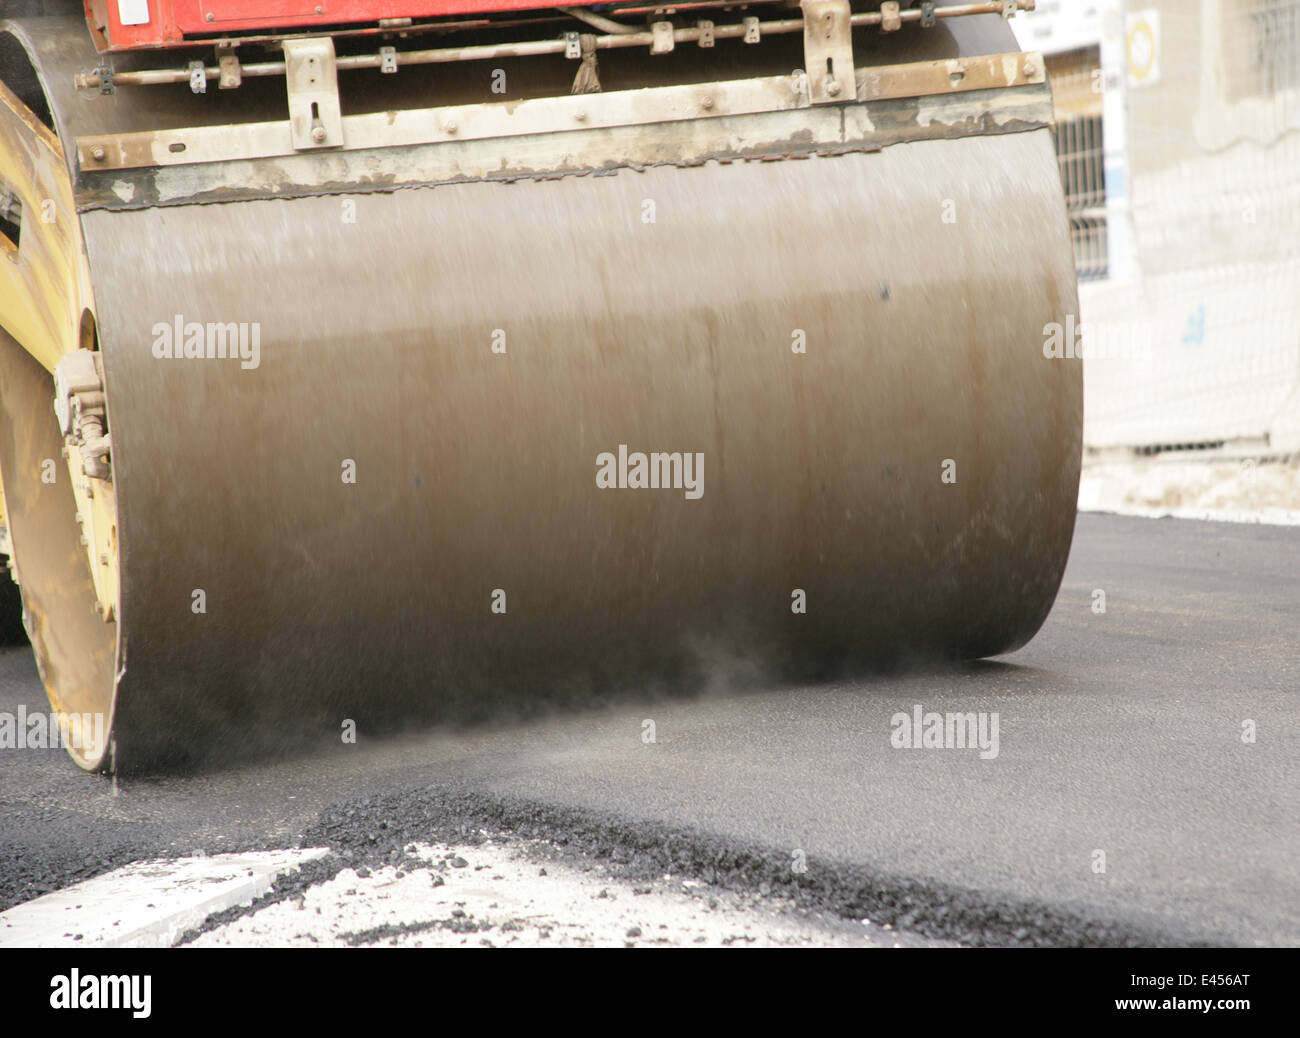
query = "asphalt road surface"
xmin=1 ymin=513 xmax=1296 ymax=946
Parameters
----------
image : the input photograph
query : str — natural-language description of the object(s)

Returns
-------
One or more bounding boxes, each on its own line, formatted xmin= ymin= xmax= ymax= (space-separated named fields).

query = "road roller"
xmin=0 ymin=0 xmax=1080 ymax=771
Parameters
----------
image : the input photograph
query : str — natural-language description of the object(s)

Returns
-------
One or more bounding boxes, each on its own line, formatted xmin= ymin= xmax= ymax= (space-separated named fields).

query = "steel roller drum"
xmin=57 ymin=127 xmax=1080 ymax=769
xmin=0 ymin=12 xmax=1081 ymax=771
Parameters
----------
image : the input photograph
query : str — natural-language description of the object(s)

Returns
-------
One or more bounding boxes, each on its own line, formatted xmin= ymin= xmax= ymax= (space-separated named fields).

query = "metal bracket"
xmin=650 ymin=21 xmax=675 ymax=55
xmin=880 ymin=1 xmax=902 ymax=32
xmin=217 ymin=44 xmax=242 ymax=89
xmin=801 ymin=0 xmax=856 ymax=103
xmin=188 ymin=60 xmax=206 ymax=94
xmin=565 ymin=32 xmax=581 ymax=59
xmin=94 ymin=62 xmax=114 ymax=95
xmin=379 ymin=46 xmax=397 ymax=74
xmin=53 ymin=350 xmax=111 ymax=482
xmin=920 ymin=1 xmax=937 ymax=29
xmin=1002 ymin=0 xmax=1016 ymax=18
xmin=743 ymin=17 xmax=760 ymax=44
xmin=283 ymin=38 xmax=344 ymax=150
xmin=697 ymin=20 xmax=715 ymax=48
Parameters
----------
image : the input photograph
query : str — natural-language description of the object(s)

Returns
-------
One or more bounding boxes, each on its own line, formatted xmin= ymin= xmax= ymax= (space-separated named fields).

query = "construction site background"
xmin=1021 ymin=0 xmax=1300 ymax=516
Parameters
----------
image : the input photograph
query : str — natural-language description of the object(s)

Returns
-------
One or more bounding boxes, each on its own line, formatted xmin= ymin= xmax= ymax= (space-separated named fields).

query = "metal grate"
xmin=1225 ymin=0 xmax=1300 ymax=101
xmin=1047 ymin=47 xmax=1107 ymax=281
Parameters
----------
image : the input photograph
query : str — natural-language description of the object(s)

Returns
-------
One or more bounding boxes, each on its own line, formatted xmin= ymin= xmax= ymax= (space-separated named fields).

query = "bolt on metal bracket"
xmin=284 ymin=38 xmax=344 ymax=149
xmin=920 ymin=1 xmax=937 ymax=28
xmin=697 ymin=20 xmax=715 ymax=48
xmin=743 ymin=17 xmax=761 ymax=43
xmin=650 ymin=21 xmax=675 ymax=55
xmin=53 ymin=350 xmax=111 ymax=482
xmin=217 ymin=44 xmax=242 ymax=88
xmin=801 ymin=0 xmax=857 ymax=103
xmin=188 ymin=60 xmax=206 ymax=94
xmin=379 ymin=46 xmax=398 ymax=73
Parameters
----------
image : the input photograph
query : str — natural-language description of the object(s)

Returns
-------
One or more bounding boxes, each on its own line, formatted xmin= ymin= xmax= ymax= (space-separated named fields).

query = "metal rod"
xmin=555 ymin=6 xmax=639 ymax=34
xmin=74 ymin=1 xmax=1035 ymax=89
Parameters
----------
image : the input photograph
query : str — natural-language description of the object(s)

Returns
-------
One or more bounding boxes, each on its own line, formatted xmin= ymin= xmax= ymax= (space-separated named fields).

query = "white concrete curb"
xmin=0 ymin=848 xmax=329 ymax=948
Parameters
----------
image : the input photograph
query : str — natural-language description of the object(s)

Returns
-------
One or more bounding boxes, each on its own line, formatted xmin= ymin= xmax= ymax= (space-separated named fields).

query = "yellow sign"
xmin=1126 ymin=9 xmax=1160 ymax=87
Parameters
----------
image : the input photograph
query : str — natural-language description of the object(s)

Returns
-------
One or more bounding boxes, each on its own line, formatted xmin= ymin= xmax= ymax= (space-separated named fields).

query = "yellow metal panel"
xmin=0 ymin=79 xmax=90 ymax=374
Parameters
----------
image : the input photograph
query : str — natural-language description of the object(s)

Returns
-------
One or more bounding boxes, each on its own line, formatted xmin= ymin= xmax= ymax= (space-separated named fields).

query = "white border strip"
xmin=0 ymin=848 xmax=329 ymax=948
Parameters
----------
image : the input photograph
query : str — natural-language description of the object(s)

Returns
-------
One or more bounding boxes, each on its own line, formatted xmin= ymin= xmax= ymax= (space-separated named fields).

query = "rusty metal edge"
xmin=74 ymin=80 xmax=1052 ymax=212
xmin=73 ymin=52 xmax=1045 ymax=175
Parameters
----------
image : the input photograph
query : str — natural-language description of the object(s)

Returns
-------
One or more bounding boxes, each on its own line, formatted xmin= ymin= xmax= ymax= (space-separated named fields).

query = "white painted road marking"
xmin=0 ymin=848 xmax=329 ymax=948
xmin=187 ymin=840 xmax=931 ymax=948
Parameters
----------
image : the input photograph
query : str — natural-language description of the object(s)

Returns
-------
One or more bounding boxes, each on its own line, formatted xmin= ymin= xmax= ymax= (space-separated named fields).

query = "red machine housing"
xmin=84 ymin=0 xmax=582 ymax=49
